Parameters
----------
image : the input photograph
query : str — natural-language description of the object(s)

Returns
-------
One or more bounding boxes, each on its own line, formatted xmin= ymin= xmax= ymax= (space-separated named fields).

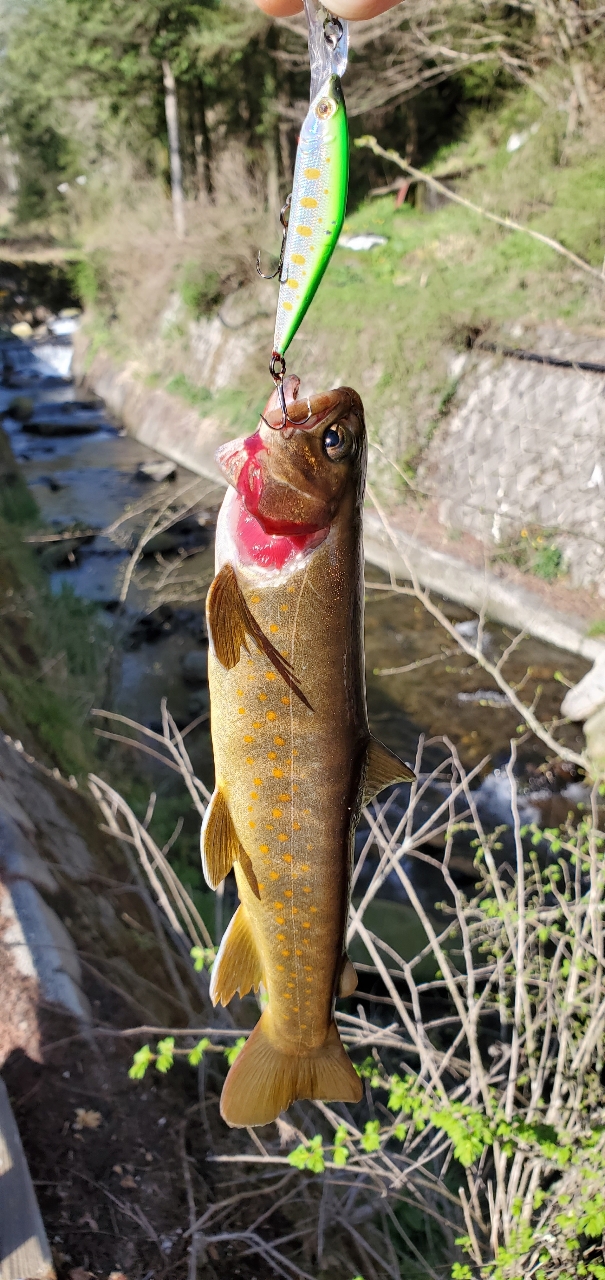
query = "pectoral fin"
xmin=210 ymin=903 xmax=263 ymax=1006
xmin=362 ymin=737 xmax=415 ymax=805
xmin=207 ymin=563 xmax=311 ymax=709
xmin=338 ymin=956 xmax=358 ymax=998
xmin=201 ymin=788 xmax=261 ymax=899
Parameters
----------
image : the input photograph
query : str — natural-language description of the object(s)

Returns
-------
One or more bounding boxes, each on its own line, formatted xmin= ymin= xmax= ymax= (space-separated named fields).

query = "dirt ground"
xmin=4 ymin=996 xmax=269 ymax=1280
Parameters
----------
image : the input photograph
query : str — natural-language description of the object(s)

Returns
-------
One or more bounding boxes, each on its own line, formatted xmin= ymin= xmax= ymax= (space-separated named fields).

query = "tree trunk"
xmin=192 ymin=80 xmax=213 ymax=199
xmin=162 ymin=58 xmax=185 ymax=239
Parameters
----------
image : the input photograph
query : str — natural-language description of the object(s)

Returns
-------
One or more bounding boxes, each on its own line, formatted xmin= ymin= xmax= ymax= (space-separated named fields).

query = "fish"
xmin=272 ymin=72 xmax=348 ymax=361
xmin=202 ymin=376 xmax=414 ymax=1128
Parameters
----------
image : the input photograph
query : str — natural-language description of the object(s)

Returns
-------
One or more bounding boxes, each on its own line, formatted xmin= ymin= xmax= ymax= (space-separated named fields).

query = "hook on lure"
xmin=256 ymin=196 xmax=291 ymax=282
xmin=260 ymin=352 xmax=313 ymax=431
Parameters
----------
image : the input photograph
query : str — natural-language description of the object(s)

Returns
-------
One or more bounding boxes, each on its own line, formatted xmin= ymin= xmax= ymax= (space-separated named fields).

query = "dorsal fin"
xmin=201 ymin=787 xmax=260 ymax=898
xmin=206 ymin=563 xmax=312 ymax=710
xmin=362 ymin=737 xmax=415 ymax=805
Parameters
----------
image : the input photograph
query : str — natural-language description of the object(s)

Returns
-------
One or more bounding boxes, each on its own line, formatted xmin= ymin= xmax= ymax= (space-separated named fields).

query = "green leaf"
xmin=191 ymin=945 xmax=216 ymax=972
xmin=332 ymin=1144 xmax=348 ymax=1166
xmin=188 ymin=1037 xmax=210 ymax=1067
xmin=360 ymin=1120 xmax=381 ymax=1153
xmin=128 ymin=1043 xmax=153 ymax=1080
xmin=155 ymin=1036 xmax=175 ymax=1073
xmin=451 ymin=1266 xmax=473 ymax=1279
xmin=287 ymin=1144 xmax=310 ymax=1170
xmin=224 ymin=1036 xmax=246 ymax=1066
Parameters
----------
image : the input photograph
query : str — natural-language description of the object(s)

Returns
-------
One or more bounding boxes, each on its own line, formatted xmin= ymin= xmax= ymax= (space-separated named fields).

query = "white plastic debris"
xmin=339 ymin=234 xmax=388 ymax=251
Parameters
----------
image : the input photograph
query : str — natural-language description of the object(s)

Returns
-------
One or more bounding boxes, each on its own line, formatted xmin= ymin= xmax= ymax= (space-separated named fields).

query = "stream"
xmin=0 ymin=260 xmax=591 ymax=952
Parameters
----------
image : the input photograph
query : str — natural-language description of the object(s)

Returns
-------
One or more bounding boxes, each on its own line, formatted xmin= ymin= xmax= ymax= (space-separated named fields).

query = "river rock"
xmin=137 ymin=458 xmax=177 ymax=482
xmin=585 ymin=703 xmax=605 ymax=774
xmin=6 ymin=395 xmax=34 ymax=422
xmin=24 ymin=401 xmax=107 ymax=436
xmin=10 ymin=321 xmax=32 ymax=339
xmin=561 ymin=654 xmax=605 ymax=721
xmin=181 ymin=648 xmax=208 ymax=684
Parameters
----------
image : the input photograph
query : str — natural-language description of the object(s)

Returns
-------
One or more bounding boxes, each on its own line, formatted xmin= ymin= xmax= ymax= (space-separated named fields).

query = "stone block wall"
xmin=424 ymin=327 xmax=605 ymax=594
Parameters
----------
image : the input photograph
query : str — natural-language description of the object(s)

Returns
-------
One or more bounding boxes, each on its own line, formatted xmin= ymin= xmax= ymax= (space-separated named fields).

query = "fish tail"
xmin=220 ymin=1013 xmax=362 ymax=1128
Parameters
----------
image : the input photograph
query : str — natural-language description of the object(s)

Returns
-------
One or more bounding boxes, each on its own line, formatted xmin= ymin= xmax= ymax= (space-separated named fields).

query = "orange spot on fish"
xmin=273 ymin=768 xmax=283 ymax=778
xmin=280 ymin=603 xmax=289 ymax=611
xmin=307 ymin=844 xmax=313 ymax=852
xmin=250 ymin=791 xmax=257 ymax=799
xmin=260 ymin=844 xmax=269 ymax=854
xmin=269 ymin=624 xmax=279 ymax=633
xmin=283 ymin=992 xmax=292 ymax=999
xmin=303 ymin=886 xmax=311 ymax=894
xmin=304 ymin=167 xmax=320 ymax=179
xmin=254 ymin=777 xmax=263 ymax=785
xmin=276 ymin=917 xmax=284 ymax=925
xmin=300 ymin=1022 xmax=306 ymax=1028
xmin=301 ymin=196 xmax=318 ymax=208
xmin=273 ymin=809 xmax=282 ymax=818
xmin=258 ymin=883 xmax=265 ymax=891
xmin=253 ymin=721 xmax=262 ymax=729
xmin=251 ymin=595 xmax=260 ymax=603
xmin=277 ymin=933 xmax=285 ymax=940
xmin=284 ymin=889 xmax=293 ymax=898
xmin=286 ymin=278 xmax=299 ymax=289
xmin=303 ymin=921 xmax=311 ymax=929
xmin=244 ymin=735 xmax=254 ymax=743
xmin=266 ymin=672 xmax=276 ymax=680
xmin=296 ymin=225 xmax=312 ymax=237
xmin=278 ymin=834 xmax=288 ymax=843
xmin=265 ymin=824 xmax=274 ymax=831
xmin=277 ymin=964 xmax=284 ymax=971
xmin=249 ymin=821 xmax=256 ymax=829
xmin=301 ymin=864 xmax=310 ymax=872
xmin=258 ymin=693 xmax=267 ymax=702
xmin=282 ymin=949 xmax=290 ymax=956
xmin=282 ymin=853 xmax=292 ymax=863
xmin=267 ymin=711 xmax=276 ymax=721
xmin=283 ymin=302 xmax=293 ymax=311
xmin=292 ymin=907 xmax=299 ymax=914
xmin=310 ymin=906 xmax=318 ymax=913
xmin=270 ymin=871 xmax=279 ymax=880
xmin=268 ymin=751 xmax=277 ymax=760
xmin=274 ymin=737 xmax=284 ymax=746
xmin=279 ymin=793 xmax=291 ymax=802
xmin=296 ymin=948 xmax=303 ymax=955
xmin=281 ymin=696 xmax=290 ymax=705
xmin=293 ymin=822 xmax=301 ymax=831
xmin=246 ymin=756 xmax=254 ymax=765
xmin=274 ymin=901 xmax=283 ymax=908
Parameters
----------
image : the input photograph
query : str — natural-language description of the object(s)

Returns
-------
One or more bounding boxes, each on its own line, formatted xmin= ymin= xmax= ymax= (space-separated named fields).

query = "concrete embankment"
xmin=75 ymin=333 xmax=605 ymax=668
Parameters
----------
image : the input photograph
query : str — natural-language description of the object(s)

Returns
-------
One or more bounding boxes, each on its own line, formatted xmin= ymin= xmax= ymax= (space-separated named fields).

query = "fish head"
xmin=215 ymin=377 xmax=366 ymax=565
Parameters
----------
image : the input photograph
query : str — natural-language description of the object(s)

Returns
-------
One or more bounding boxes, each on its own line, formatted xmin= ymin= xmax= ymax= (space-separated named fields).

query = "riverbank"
xmin=75 ymin=331 xmax=605 ymax=666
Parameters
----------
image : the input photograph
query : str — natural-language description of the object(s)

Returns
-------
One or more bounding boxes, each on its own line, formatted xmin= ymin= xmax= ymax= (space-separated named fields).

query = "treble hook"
xmin=256 ymin=195 xmax=291 ymax=282
xmin=261 ymin=353 xmax=314 ymax=430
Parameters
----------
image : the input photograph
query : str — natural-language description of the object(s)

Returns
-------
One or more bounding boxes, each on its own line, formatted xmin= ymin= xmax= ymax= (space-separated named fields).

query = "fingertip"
xmin=253 ymin=0 xmax=304 ymax=14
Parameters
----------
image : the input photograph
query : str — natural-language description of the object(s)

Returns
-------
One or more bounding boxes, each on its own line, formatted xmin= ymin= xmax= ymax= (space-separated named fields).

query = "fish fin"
xmin=200 ymin=787 xmax=239 ymax=889
xmin=362 ymin=736 xmax=415 ymax=805
xmin=338 ymin=956 xmax=358 ymax=998
xmin=220 ymin=1014 xmax=362 ymax=1127
xmin=209 ymin=904 xmax=263 ymax=1007
xmin=207 ymin=563 xmax=312 ymax=710
xmin=237 ymin=846 xmax=261 ymax=901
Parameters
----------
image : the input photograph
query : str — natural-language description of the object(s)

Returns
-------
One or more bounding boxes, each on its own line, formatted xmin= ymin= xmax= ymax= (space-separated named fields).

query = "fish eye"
xmin=315 ymin=97 xmax=335 ymax=120
xmin=323 ymin=423 xmax=353 ymax=461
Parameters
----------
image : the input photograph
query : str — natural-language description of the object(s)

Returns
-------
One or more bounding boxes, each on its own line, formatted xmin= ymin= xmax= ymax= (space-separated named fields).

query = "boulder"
xmin=585 ymin=703 xmax=605 ymax=775
xmin=24 ymin=401 xmax=107 ymax=436
xmin=137 ymin=458 xmax=177 ymax=482
xmin=562 ymin=654 xmax=605 ymax=721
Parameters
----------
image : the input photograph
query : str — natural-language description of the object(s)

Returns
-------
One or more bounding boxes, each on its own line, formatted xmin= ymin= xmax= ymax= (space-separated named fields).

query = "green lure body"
xmin=273 ymin=74 xmax=349 ymax=360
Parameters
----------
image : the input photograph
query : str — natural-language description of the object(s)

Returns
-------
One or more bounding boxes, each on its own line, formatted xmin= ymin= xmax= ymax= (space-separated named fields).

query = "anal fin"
xmin=362 ymin=736 xmax=415 ymax=805
xmin=207 ymin=562 xmax=311 ymax=709
xmin=210 ymin=903 xmax=263 ymax=1006
xmin=238 ymin=846 xmax=260 ymax=901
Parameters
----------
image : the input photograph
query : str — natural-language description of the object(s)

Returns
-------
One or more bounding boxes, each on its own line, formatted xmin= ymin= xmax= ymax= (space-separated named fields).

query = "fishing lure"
xmin=202 ymin=378 xmax=414 ymax=1127
xmin=260 ymin=0 xmax=349 ymax=381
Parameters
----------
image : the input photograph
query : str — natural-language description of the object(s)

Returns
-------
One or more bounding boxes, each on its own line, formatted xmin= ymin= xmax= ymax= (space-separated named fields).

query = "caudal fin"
xmin=220 ymin=1013 xmax=362 ymax=1127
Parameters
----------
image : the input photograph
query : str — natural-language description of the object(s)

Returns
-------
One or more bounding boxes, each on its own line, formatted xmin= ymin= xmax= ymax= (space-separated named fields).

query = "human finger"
xmin=252 ymin=0 xmax=402 ymax=18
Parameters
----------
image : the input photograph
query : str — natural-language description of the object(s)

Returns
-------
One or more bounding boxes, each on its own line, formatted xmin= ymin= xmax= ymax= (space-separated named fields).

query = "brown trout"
xmin=202 ymin=376 xmax=414 ymax=1127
